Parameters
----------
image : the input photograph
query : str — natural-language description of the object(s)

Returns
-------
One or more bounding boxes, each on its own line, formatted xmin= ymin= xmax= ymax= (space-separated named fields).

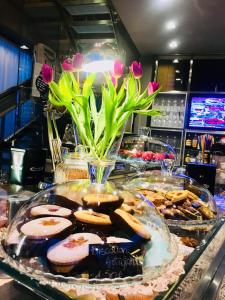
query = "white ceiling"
xmin=112 ymin=0 xmax=225 ymax=55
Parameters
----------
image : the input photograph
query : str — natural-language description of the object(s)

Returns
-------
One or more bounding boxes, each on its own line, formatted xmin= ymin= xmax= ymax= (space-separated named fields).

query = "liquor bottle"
xmin=192 ymin=134 xmax=198 ymax=149
xmin=185 ymin=134 xmax=192 ymax=149
xmin=185 ymin=151 xmax=190 ymax=163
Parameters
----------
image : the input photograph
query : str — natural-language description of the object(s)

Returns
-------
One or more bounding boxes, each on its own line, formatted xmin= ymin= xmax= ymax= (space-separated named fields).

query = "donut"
xmin=82 ymin=193 xmax=123 ymax=213
xmin=20 ymin=217 xmax=72 ymax=239
xmin=30 ymin=205 xmax=72 ymax=218
xmin=166 ymin=190 xmax=188 ymax=203
xmin=110 ymin=209 xmax=151 ymax=241
xmin=47 ymin=233 xmax=103 ymax=273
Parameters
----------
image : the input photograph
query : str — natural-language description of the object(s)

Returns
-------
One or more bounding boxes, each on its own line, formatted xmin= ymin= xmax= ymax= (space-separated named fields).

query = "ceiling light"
xmin=175 ymin=70 xmax=180 ymax=73
xmin=20 ymin=45 xmax=29 ymax=50
xmin=83 ymin=59 xmax=114 ymax=73
xmin=165 ymin=21 xmax=176 ymax=30
xmin=169 ymin=40 xmax=178 ymax=49
xmin=176 ymin=78 xmax=181 ymax=81
xmin=173 ymin=59 xmax=179 ymax=63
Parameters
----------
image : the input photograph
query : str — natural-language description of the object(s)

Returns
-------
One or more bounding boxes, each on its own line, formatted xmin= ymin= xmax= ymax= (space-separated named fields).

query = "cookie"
xmin=47 ymin=233 xmax=103 ymax=273
xmin=20 ymin=217 xmax=73 ymax=240
xmin=30 ymin=205 xmax=72 ymax=218
xmin=187 ymin=190 xmax=199 ymax=201
xmin=110 ymin=209 xmax=151 ymax=241
xmin=82 ymin=193 xmax=123 ymax=213
xmin=74 ymin=210 xmax=112 ymax=226
xmin=166 ymin=190 xmax=188 ymax=203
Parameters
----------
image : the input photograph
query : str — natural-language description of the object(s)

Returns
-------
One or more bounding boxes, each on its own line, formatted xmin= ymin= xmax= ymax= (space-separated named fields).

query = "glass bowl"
xmin=122 ymin=171 xmax=221 ymax=230
xmin=1 ymin=181 xmax=177 ymax=288
xmin=116 ymin=135 xmax=176 ymax=172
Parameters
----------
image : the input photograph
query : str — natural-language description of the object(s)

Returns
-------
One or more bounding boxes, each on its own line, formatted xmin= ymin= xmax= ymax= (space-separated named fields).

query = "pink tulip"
xmin=62 ymin=58 xmax=74 ymax=72
xmin=147 ymin=82 xmax=160 ymax=95
xmin=130 ymin=61 xmax=142 ymax=79
xmin=72 ymin=53 xmax=84 ymax=71
xmin=41 ymin=64 xmax=53 ymax=84
xmin=113 ymin=60 xmax=124 ymax=79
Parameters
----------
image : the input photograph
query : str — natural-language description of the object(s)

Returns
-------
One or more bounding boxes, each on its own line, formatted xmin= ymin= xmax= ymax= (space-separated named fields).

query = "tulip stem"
xmin=138 ymin=79 xmax=141 ymax=95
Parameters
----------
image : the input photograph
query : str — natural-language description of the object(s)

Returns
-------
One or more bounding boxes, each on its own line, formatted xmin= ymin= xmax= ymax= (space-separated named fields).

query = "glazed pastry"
xmin=20 ymin=217 xmax=72 ymax=239
xmin=110 ymin=209 xmax=151 ymax=241
xmin=54 ymin=194 xmax=82 ymax=210
xmin=47 ymin=233 xmax=103 ymax=273
xmin=198 ymin=206 xmax=216 ymax=219
xmin=82 ymin=193 xmax=123 ymax=213
xmin=30 ymin=205 xmax=72 ymax=218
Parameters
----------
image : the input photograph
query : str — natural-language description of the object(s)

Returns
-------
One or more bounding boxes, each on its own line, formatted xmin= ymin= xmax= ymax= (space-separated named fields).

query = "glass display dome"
xmin=116 ymin=135 xmax=177 ymax=173
xmin=1 ymin=181 xmax=177 ymax=288
xmin=123 ymin=171 xmax=221 ymax=229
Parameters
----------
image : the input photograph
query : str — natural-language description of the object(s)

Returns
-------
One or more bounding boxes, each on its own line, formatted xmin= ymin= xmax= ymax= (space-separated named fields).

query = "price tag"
xmin=88 ymin=243 xmax=142 ymax=279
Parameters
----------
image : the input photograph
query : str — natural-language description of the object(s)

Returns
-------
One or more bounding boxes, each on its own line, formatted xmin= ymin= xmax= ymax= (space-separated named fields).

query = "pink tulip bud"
xmin=130 ymin=61 xmax=143 ymax=79
xmin=148 ymin=82 xmax=160 ymax=95
xmin=41 ymin=64 xmax=53 ymax=84
xmin=62 ymin=58 xmax=74 ymax=72
xmin=72 ymin=53 xmax=84 ymax=71
xmin=113 ymin=60 xmax=124 ymax=79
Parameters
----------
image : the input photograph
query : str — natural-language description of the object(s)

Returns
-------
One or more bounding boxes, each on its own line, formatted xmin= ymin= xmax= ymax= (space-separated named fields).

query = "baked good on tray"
xmin=20 ymin=217 xmax=73 ymax=239
xmin=82 ymin=193 xmax=123 ymax=213
xmin=137 ymin=188 xmax=216 ymax=221
xmin=30 ymin=205 xmax=72 ymax=218
xmin=47 ymin=233 xmax=103 ymax=273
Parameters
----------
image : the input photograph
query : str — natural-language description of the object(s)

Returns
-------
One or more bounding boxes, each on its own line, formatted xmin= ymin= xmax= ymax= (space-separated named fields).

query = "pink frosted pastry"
xmin=30 ymin=205 xmax=72 ymax=218
xmin=47 ymin=233 xmax=103 ymax=273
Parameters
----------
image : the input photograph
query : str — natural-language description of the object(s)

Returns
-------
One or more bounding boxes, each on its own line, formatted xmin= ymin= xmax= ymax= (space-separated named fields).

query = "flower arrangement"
xmin=42 ymin=54 xmax=161 ymax=161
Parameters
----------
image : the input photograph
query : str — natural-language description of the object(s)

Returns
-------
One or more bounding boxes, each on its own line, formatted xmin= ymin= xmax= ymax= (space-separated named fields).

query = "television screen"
xmin=189 ymin=96 xmax=225 ymax=129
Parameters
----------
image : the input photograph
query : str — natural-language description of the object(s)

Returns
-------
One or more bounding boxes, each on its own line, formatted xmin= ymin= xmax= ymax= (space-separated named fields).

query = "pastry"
xmin=187 ymin=190 xmax=199 ymax=201
xmin=47 ymin=233 xmax=103 ymax=273
xmin=198 ymin=206 xmax=216 ymax=219
xmin=120 ymin=203 xmax=135 ymax=214
xmin=30 ymin=205 xmax=72 ymax=218
xmin=20 ymin=217 xmax=72 ymax=239
xmin=74 ymin=210 xmax=113 ymax=233
xmin=82 ymin=193 xmax=123 ymax=213
xmin=110 ymin=209 xmax=151 ymax=241
xmin=166 ymin=190 xmax=188 ymax=203
xmin=74 ymin=210 xmax=112 ymax=226
xmin=54 ymin=194 xmax=82 ymax=210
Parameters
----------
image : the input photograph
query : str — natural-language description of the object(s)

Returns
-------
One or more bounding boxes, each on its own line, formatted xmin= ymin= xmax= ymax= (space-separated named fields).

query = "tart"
xmin=82 ymin=193 xmax=123 ymax=213
xmin=30 ymin=205 xmax=72 ymax=218
xmin=47 ymin=233 xmax=103 ymax=273
xmin=110 ymin=209 xmax=151 ymax=241
xmin=20 ymin=217 xmax=72 ymax=239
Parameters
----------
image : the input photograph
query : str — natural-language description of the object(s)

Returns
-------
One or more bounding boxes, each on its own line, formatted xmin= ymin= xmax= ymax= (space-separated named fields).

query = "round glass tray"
xmin=1 ymin=181 xmax=178 ymax=288
xmin=115 ymin=136 xmax=177 ymax=172
xmin=123 ymin=171 xmax=222 ymax=230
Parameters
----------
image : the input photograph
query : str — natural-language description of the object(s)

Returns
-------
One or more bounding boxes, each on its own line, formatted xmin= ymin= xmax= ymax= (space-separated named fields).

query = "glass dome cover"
xmin=123 ymin=171 xmax=220 ymax=228
xmin=1 ymin=181 xmax=177 ymax=287
xmin=117 ymin=134 xmax=177 ymax=173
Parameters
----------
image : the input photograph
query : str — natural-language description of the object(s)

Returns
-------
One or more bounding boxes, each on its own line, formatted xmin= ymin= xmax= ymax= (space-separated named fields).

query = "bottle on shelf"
xmin=185 ymin=134 xmax=192 ymax=149
xmin=173 ymin=135 xmax=177 ymax=148
xmin=192 ymin=134 xmax=198 ymax=149
xmin=185 ymin=151 xmax=190 ymax=163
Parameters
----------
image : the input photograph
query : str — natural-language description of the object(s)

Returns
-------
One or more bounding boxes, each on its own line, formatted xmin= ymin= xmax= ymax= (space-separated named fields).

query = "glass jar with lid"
xmin=54 ymin=152 xmax=88 ymax=184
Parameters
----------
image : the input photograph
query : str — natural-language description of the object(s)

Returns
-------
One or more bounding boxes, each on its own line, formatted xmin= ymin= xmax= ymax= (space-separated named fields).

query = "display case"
xmin=149 ymin=128 xmax=183 ymax=165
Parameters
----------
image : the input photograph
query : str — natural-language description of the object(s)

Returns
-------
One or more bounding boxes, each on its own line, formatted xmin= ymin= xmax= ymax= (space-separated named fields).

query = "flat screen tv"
xmin=188 ymin=96 xmax=225 ymax=129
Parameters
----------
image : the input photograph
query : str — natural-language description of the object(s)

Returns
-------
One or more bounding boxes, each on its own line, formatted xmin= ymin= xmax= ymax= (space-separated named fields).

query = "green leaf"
xmin=58 ymin=72 xmax=73 ymax=101
xmin=68 ymin=72 xmax=80 ymax=94
xmin=134 ymin=109 xmax=162 ymax=116
xmin=48 ymin=92 xmax=63 ymax=107
xmin=82 ymin=73 xmax=96 ymax=98
xmin=90 ymin=90 xmax=98 ymax=124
